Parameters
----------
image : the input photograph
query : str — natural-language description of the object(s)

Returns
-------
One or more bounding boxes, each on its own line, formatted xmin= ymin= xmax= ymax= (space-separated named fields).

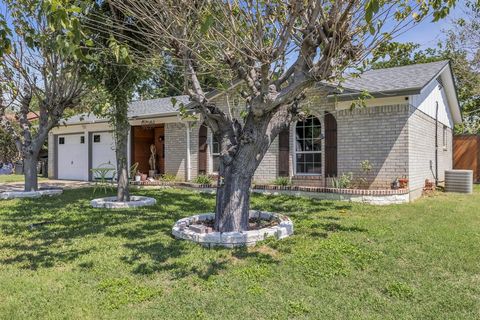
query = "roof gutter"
xmin=63 ymin=111 xmax=182 ymax=126
xmin=129 ymin=111 xmax=179 ymax=120
xmin=326 ymin=88 xmax=422 ymax=102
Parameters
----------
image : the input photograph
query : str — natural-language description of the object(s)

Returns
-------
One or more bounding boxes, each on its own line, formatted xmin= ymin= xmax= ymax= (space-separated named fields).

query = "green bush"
xmin=332 ymin=172 xmax=353 ymax=189
xmin=160 ymin=173 xmax=178 ymax=182
xmin=272 ymin=177 xmax=291 ymax=186
xmin=193 ymin=174 xmax=213 ymax=185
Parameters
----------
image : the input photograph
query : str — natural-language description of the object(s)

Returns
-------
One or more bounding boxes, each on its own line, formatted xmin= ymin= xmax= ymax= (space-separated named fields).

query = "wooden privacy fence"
xmin=453 ymin=135 xmax=480 ymax=182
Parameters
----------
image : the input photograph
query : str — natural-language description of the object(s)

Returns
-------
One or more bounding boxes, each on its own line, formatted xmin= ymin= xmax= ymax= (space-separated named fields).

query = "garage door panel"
xmin=57 ymin=134 xmax=88 ymax=180
xmin=91 ymin=132 xmax=117 ymax=179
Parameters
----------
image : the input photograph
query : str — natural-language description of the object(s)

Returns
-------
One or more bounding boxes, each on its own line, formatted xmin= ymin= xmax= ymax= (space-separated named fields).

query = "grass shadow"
xmin=0 ymin=187 xmax=366 ymax=276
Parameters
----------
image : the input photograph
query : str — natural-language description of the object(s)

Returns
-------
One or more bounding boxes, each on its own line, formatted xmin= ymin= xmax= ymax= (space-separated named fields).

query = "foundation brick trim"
xmin=131 ymin=180 xmax=408 ymax=196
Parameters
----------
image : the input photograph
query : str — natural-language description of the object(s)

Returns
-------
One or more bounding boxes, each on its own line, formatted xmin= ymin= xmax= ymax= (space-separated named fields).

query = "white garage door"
xmin=57 ymin=134 xmax=88 ymax=180
xmin=91 ymin=132 xmax=117 ymax=179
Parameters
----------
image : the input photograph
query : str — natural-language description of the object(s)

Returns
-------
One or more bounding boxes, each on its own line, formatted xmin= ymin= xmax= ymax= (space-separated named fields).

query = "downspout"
xmin=186 ymin=122 xmax=191 ymax=181
xmin=435 ymin=102 xmax=439 ymax=187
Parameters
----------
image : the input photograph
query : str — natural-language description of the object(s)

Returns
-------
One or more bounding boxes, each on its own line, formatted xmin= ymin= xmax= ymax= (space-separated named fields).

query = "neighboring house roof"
xmin=27 ymin=112 xmax=39 ymax=121
xmin=61 ymin=95 xmax=189 ymax=125
xmin=3 ymin=112 xmax=39 ymax=122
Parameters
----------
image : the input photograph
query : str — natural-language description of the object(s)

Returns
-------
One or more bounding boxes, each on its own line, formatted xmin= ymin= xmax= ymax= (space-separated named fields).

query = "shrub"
xmin=272 ymin=177 xmax=291 ymax=186
xmin=160 ymin=173 xmax=178 ymax=182
xmin=332 ymin=172 xmax=353 ymax=189
xmin=129 ymin=162 xmax=139 ymax=179
xmin=193 ymin=174 xmax=213 ymax=185
xmin=360 ymin=160 xmax=373 ymax=174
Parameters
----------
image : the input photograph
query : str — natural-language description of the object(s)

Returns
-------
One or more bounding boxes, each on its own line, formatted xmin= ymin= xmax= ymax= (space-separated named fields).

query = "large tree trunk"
xmin=212 ymin=107 xmax=291 ymax=232
xmin=23 ymin=152 xmax=38 ymax=192
xmin=115 ymin=124 xmax=130 ymax=202
xmin=214 ymin=163 xmax=254 ymax=232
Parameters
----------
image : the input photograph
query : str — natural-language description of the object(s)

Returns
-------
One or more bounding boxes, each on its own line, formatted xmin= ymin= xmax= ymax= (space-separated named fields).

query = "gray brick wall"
xmin=335 ymin=104 xmax=410 ymax=189
xmin=252 ymin=137 xmax=279 ymax=183
xmin=286 ymin=104 xmax=409 ymax=189
xmin=408 ymin=107 xmax=453 ymax=198
xmin=164 ymin=122 xmax=187 ymax=180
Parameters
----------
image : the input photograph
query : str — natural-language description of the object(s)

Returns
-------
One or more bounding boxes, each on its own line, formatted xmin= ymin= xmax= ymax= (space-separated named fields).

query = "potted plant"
xmin=391 ymin=178 xmax=400 ymax=190
xmin=399 ymin=177 xmax=409 ymax=189
xmin=130 ymin=162 xmax=140 ymax=182
xmin=134 ymin=171 xmax=141 ymax=182
xmin=138 ymin=171 xmax=147 ymax=182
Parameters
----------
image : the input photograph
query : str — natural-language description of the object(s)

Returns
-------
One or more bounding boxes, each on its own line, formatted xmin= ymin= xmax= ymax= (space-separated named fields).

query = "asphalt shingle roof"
xmin=62 ymin=95 xmax=189 ymax=125
xmin=339 ymin=60 xmax=449 ymax=94
xmin=128 ymin=95 xmax=190 ymax=118
xmin=61 ymin=61 xmax=451 ymax=125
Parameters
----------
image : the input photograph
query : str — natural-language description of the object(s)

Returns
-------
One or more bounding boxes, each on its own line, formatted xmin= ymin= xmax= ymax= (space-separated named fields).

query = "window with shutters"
xmin=295 ymin=116 xmax=322 ymax=174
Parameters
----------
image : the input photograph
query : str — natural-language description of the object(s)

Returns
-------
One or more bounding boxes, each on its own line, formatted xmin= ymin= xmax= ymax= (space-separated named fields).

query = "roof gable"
xmin=334 ymin=60 xmax=450 ymax=98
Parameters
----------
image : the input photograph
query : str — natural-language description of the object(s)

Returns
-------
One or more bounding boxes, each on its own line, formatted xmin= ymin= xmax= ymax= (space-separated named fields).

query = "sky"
xmin=394 ymin=3 xmax=468 ymax=49
xmin=0 ymin=1 xmax=468 ymax=52
xmin=0 ymin=1 xmax=468 ymax=48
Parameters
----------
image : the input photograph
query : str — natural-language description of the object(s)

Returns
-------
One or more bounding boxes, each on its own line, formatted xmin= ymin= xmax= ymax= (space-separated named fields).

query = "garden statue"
xmin=148 ymin=144 xmax=156 ymax=177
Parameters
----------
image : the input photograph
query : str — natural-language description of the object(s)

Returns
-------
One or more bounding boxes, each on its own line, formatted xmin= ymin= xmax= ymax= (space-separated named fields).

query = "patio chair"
xmin=90 ymin=163 xmax=116 ymax=194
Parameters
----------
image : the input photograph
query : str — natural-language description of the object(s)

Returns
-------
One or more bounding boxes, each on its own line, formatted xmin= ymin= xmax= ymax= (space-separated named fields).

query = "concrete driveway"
xmin=0 ymin=179 xmax=94 ymax=192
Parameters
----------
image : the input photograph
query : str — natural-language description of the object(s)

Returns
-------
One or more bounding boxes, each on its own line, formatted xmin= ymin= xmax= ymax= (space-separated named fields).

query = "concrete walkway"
xmin=0 ymin=179 xmax=94 ymax=192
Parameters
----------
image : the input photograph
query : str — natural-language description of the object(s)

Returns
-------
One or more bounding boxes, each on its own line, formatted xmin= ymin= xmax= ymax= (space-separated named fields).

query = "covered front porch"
xmin=130 ymin=123 xmax=165 ymax=177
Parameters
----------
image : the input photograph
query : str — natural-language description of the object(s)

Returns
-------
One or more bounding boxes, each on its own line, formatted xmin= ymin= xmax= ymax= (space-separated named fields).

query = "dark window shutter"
xmin=198 ymin=124 xmax=208 ymax=174
xmin=278 ymin=127 xmax=290 ymax=177
xmin=324 ymin=112 xmax=337 ymax=177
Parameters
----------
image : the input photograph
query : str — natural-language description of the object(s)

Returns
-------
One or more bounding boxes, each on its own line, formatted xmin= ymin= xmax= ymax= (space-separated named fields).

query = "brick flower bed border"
xmin=131 ymin=180 xmax=409 ymax=196
xmin=252 ymin=184 xmax=409 ymax=195
xmin=0 ymin=189 xmax=63 ymax=200
xmin=90 ymin=195 xmax=157 ymax=209
xmin=172 ymin=211 xmax=294 ymax=248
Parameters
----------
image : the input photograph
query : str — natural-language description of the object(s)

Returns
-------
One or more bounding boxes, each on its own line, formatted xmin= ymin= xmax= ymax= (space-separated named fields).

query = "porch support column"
xmin=186 ymin=122 xmax=191 ymax=181
xmin=127 ymin=126 xmax=131 ymax=171
xmin=208 ymin=129 xmax=213 ymax=174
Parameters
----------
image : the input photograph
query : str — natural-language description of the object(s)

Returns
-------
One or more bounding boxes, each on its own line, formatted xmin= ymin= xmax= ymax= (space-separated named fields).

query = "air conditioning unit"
xmin=445 ymin=170 xmax=473 ymax=194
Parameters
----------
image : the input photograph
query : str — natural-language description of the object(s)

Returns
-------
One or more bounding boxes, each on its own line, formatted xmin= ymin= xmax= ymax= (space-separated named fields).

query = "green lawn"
xmin=0 ymin=174 xmax=46 ymax=183
xmin=0 ymin=187 xmax=479 ymax=319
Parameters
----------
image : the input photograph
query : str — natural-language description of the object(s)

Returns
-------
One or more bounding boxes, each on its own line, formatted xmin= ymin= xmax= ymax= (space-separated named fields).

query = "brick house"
xmin=49 ymin=60 xmax=461 ymax=200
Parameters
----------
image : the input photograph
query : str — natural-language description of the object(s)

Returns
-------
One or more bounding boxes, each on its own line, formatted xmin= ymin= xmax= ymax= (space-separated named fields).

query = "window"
xmin=58 ymin=137 xmax=65 ymax=145
xmin=295 ymin=116 xmax=322 ymax=174
xmin=443 ymin=125 xmax=448 ymax=150
xmin=80 ymin=136 xmax=85 ymax=144
xmin=212 ymin=136 xmax=220 ymax=172
xmin=93 ymin=134 xmax=101 ymax=143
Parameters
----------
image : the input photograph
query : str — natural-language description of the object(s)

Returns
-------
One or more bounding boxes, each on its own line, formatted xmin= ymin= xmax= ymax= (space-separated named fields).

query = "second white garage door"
xmin=91 ymin=132 xmax=117 ymax=179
